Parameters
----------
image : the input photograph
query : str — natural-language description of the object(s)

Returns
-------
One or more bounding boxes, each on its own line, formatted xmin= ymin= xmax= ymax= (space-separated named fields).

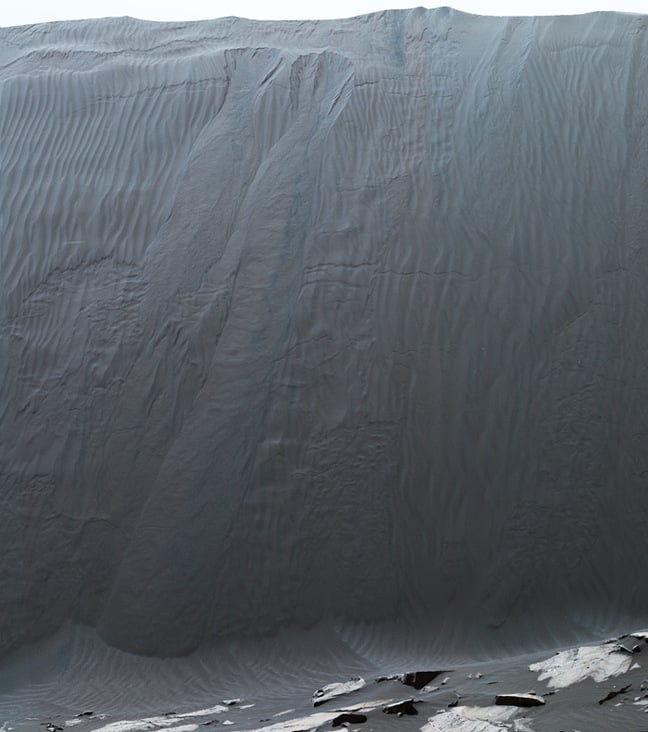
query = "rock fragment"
xmin=382 ymin=699 xmax=418 ymax=716
xmin=401 ymin=672 xmax=445 ymax=690
xmin=495 ymin=693 xmax=545 ymax=708
xmin=422 ymin=705 xmax=520 ymax=732
xmin=331 ymin=713 xmax=367 ymax=727
xmin=529 ymin=643 xmax=634 ymax=688
xmin=614 ymin=640 xmax=642 ymax=655
xmin=313 ymin=678 xmax=366 ymax=707
xmin=598 ymin=684 xmax=632 ymax=704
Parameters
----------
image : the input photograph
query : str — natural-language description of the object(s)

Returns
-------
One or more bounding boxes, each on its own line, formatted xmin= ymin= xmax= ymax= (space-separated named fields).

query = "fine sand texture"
xmin=1 ymin=3 xmax=648 ymax=686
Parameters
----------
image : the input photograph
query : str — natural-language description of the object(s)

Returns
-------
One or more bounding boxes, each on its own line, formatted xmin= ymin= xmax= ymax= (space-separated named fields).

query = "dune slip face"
xmin=2 ymin=5 xmax=648 ymax=708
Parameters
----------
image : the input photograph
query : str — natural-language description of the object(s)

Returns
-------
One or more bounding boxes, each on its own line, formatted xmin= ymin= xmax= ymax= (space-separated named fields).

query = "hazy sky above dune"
xmin=1 ymin=0 xmax=647 ymax=28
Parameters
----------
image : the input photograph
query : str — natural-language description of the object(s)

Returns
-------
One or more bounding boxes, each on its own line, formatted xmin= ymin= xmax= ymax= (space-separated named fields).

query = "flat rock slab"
xmin=422 ymin=705 xmax=525 ymax=732
xmin=313 ymin=678 xmax=366 ymax=707
xmin=529 ymin=643 xmax=635 ymax=688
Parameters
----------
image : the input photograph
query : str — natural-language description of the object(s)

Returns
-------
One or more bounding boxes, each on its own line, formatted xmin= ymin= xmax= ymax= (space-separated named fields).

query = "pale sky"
xmin=1 ymin=0 xmax=647 ymax=29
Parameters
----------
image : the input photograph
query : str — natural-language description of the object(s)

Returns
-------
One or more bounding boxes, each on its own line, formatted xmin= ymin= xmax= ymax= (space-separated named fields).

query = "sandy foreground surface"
xmin=1 ymin=626 xmax=648 ymax=731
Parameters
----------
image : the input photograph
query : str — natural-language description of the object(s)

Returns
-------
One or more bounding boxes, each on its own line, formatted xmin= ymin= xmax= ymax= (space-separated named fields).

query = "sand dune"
xmin=2 ymin=7 xmax=648 ymax=725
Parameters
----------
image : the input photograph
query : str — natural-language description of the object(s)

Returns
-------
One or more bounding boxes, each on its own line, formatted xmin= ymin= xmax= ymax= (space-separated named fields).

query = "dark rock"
xmin=598 ymin=684 xmax=632 ymax=705
xmin=331 ymin=713 xmax=368 ymax=726
xmin=614 ymin=640 xmax=642 ymax=655
xmin=495 ymin=693 xmax=545 ymax=707
xmin=383 ymin=699 xmax=418 ymax=716
xmin=401 ymin=671 xmax=445 ymax=690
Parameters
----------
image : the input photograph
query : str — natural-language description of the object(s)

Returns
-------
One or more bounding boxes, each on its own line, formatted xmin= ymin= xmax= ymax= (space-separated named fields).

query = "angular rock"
xmin=331 ymin=712 xmax=368 ymax=726
xmin=530 ymin=643 xmax=635 ymax=688
xmin=375 ymin=674 xmax=401 ymax=683
xmin=401 ymin=672 xmax=445 ymax=690
xmin=495 ymin=693 xmax=545 ymax=708
xmin=614 ymin=640 xmax=642 ymax=655
xmin=382 ymin=699 xmax=418 ymax=716
xmin=313 ymin=678 xmax=366 ymax=707
xmin=598 ymin=684 xmax=632 ymax=705
xmin=422 ymin=706 xmax=519 ymax=732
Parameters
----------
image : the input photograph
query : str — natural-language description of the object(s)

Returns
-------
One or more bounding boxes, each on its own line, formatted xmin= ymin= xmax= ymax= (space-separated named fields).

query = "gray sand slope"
xmin=1 ymin=8 xmax=648 ymax=665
